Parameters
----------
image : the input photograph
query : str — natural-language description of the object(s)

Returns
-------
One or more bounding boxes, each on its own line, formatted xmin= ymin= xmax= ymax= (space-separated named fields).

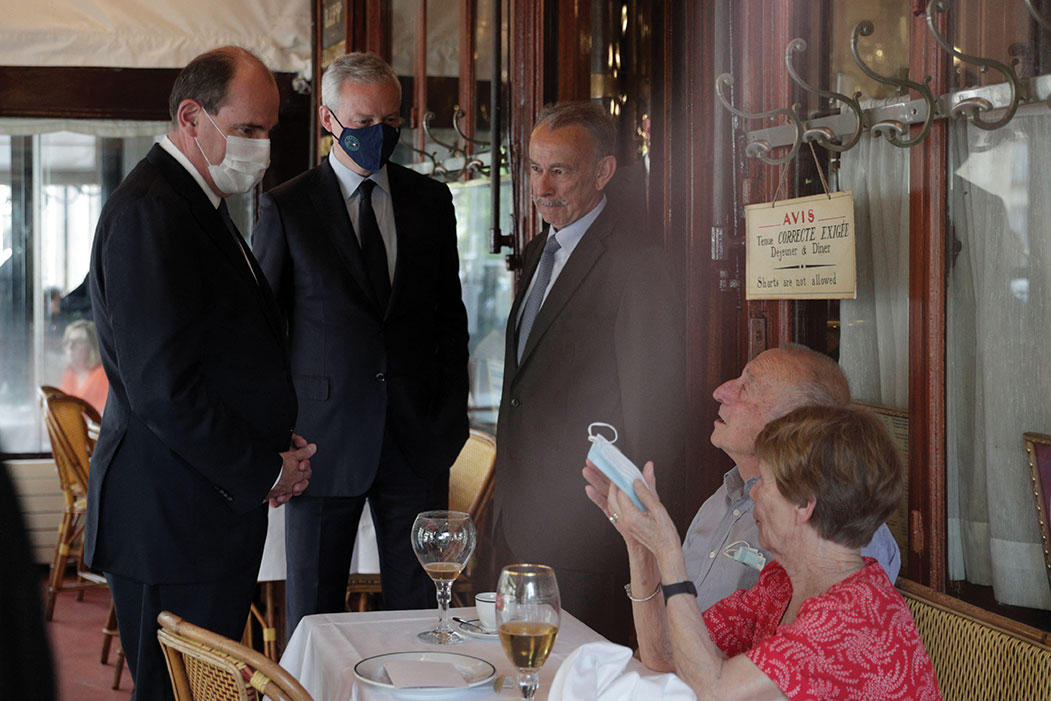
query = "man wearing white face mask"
xmin=86 ymin=46 xmax=314 ymax=701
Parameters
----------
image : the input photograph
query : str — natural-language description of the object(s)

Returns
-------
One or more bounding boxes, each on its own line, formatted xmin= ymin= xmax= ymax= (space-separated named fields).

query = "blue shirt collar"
xmin=547 ymin=195 xmax=606 ymax=257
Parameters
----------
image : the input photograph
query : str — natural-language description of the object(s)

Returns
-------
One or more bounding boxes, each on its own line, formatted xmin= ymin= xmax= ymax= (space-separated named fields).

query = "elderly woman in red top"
xmin=604 ymin=405 xmax=940 ymax=700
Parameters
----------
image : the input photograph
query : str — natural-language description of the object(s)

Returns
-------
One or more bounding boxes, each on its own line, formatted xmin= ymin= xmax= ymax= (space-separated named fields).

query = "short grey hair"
xmin=770 ymin=343 xmax=851 ymax=417
xmin=534 ymin=101 xmax=616 ymax=158
xmin=321 ymin=52 xmax=401 ymax=112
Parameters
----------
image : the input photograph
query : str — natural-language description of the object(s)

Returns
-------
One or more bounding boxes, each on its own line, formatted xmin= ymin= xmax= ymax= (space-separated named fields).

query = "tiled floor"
xmin=44 ymin=583 xmax=131 ymax=701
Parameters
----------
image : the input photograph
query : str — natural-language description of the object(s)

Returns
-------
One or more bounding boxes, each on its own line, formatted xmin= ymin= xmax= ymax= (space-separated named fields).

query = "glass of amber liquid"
xmin=410 ymin=510 xmax=477 ymax=644
xmin=496 ymin=564 xmax=560 ymax=699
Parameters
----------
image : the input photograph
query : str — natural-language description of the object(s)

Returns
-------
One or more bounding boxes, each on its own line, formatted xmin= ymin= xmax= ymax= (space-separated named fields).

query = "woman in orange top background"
xmin=58 ymin=319 xmax=108 ymax=415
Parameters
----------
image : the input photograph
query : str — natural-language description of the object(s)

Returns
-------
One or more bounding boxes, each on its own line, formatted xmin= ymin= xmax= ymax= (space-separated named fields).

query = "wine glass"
xmin=410 ymin=510 xmax=477 ymax=644
xmin=496 ymin=564 xmax=561 ymax=700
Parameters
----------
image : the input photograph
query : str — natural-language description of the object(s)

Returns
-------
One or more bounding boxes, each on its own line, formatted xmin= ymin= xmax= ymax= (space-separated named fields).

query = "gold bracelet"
xmin=623 ymin=581 xmax=662 ymax=602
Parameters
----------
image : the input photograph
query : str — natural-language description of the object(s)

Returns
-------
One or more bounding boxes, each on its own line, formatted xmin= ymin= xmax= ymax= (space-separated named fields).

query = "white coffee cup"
xmin=475 ymin=591 xmax=497 ymax=631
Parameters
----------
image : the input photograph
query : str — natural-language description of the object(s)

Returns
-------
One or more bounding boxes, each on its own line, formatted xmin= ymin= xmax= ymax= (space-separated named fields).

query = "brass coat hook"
xmin=785 ymin=38 xmax=863 ymax=152
xmin=850 ymin=20 xmax=935 ymax=148
xmin=1023 ymin=0 xmax=1050 ymax=31
xmin=926 ymin=0 xmax=1022 ymax=130
xmin=409 ymin=109 xmax=491 ymax=181
xmin=715 ymin=72 xmax=804 ymax=166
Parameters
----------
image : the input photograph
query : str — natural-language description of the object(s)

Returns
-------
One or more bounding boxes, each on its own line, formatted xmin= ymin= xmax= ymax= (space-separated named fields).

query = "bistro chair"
xmin=39 ymin=386 xmax=126 ymax=687
xmin=157 ymin=611 xmax=314 ymax=701
xmin=38 ymin=386 xmax=103 ymax=620
xmin=345 ymin=428 xmax=498 ymax=610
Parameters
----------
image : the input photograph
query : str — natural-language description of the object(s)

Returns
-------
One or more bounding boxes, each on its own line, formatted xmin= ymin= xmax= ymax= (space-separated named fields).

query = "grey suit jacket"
xmin=493 ymin=200 xmax=687 ymax=574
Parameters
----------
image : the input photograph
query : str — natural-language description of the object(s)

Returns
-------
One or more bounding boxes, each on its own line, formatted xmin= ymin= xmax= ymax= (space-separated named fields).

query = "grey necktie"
xmin=516 ymin=235 xmax=561 ymax=362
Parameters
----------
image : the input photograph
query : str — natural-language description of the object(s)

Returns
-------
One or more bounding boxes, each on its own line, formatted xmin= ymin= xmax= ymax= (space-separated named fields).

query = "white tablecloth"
xmin=258 ymin=503 xmax=381 ymax=582
xmin=280 ymin=607 xmax=648 ymax=700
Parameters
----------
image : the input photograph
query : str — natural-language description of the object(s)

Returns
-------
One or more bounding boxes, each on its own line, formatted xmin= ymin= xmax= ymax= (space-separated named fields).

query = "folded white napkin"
xmin=549 ymin=642 xmax=696 ymax=700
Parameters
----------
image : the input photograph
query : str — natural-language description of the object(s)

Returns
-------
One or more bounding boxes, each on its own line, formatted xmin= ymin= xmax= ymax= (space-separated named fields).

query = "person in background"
xmin=585 ymin=344 xmax=901 ymax=664
xmin=491 ymin=100 xmax=687 ymax=645
xmin=253 ymin=51 xmax=469 ymax=637
xmin=597 ymin=405 xmax=939 ymax=699
xmin=86 ymin=46 xmax=313 ymax=701
xmin=0 ymin=451 xmax=56 ymax=701
xmin=58 ymin=319 xmax=109 ymax=414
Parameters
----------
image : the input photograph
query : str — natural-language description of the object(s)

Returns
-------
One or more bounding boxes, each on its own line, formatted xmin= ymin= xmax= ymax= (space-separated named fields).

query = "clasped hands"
xmin=583 ymin=458 xmax=681 ymax=564
xmin=266 ymin=433 xmax=316 ymax=507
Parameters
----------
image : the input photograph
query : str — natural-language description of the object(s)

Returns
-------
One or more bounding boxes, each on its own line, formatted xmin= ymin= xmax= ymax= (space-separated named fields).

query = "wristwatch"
xmin=661 ymin=580 xmax=697 ymax=605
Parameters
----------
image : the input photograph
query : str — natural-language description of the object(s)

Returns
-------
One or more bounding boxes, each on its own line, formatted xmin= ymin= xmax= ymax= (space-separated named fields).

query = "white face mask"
xmin=194 ymin=109 xmax=270 ymax=194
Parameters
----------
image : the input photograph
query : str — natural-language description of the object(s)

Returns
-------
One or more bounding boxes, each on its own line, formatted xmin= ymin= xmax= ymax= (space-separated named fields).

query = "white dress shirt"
xmin=329 ymin=153 xmax=397 ymax=283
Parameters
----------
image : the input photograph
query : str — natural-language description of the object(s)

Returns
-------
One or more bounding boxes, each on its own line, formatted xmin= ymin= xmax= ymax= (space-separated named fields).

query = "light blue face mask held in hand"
xmin=587 ymin=422 xmax=647 ymax=511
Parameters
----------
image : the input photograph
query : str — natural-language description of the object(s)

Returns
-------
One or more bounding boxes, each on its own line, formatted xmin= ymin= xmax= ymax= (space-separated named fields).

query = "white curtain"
xmin=946 ymin=112 xmax=1051 ymax=609
xmin=837 ymin=132 xmax=910 ymax=409
xmin=0 ymin=0 xmax=310 ymax=73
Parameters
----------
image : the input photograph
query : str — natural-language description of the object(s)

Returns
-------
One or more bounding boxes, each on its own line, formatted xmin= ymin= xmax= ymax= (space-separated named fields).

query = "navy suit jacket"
xmin=86 ymin=144 xmax=297 ymax=584
xmin=252 ymin=159 xmax=469 ymax=495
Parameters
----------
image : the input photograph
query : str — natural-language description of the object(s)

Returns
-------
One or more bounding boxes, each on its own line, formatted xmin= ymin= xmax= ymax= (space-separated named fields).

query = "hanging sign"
xmin=745 ymin=191 xmax=857 ymax=300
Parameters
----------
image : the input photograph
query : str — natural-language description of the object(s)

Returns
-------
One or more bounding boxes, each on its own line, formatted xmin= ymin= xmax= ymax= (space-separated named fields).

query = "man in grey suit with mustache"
xmin=491 ymin=101 xmax=686 ymax=645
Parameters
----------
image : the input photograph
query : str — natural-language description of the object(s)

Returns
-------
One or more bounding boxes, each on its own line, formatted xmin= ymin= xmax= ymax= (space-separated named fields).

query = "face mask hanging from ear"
xmin=328 ymin=110 xmax=400 ymax=173
xmin=195 ymin=109 xmax=270 ymax=194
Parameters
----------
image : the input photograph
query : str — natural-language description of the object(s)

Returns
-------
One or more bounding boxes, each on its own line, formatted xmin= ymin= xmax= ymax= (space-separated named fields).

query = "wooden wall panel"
xmin=906 ymin=2 xmax=949 ymax=589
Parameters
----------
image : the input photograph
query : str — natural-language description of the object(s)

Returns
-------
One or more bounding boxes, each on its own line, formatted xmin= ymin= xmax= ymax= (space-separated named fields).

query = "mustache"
xmin=532 ymin=196 xmax=568 ymax=207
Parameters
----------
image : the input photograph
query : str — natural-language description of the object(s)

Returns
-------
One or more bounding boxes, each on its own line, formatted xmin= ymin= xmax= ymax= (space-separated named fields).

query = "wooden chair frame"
xmin=38 ymin=386 xmax=104 ymax=619
xmin=1024 ymin=432 xmax=1051 ymax=594
xmin=157 ymin=611 xmax=313 ymax=701
xmin=39 ymin=385 xmax=126 ymax=687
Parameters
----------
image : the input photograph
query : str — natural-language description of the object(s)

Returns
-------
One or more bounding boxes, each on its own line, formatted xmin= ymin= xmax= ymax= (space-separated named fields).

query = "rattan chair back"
xmin=157 ymin=611 xmax=314 ymax=701
xmin=898 ymin=578 xmax=1051 ymax=700
xmin=40 ymin=386 xmax=100 ymax=504
xmin=38 ymin=385 xmax=106 ymax=621
xmin=449 ymin=429 xmax=497 ymax=521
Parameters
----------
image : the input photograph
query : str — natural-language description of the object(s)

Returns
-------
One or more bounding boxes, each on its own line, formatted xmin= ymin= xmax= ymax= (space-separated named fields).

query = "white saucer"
xmin=457 ymin=618 xmax=499 ymax=639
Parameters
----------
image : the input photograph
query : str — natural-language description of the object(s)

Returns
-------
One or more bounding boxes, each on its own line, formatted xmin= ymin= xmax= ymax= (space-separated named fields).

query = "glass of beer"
xmin=410 ymin=510 xmax=477 ymax=644
xmin=496 ymin=564 xmax=560 ymax=699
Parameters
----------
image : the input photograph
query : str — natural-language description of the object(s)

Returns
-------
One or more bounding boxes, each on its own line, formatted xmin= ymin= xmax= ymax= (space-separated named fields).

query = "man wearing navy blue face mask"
xmin=253 ymin=52 xmax=469 ymax=638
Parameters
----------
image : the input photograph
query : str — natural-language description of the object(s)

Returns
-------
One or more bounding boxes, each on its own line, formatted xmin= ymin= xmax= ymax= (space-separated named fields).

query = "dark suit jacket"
xmin=85 ymin=144 xmax=298 ymax=585
xmin=252 ymin=159 xmax=469 ymax=495
xmin=493 ymin=200 xmax=687 ymax=574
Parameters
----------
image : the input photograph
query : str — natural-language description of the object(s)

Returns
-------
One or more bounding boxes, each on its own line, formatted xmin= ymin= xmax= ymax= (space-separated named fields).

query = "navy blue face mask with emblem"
xmin=329 ymin=111 xmax=400 ymax=173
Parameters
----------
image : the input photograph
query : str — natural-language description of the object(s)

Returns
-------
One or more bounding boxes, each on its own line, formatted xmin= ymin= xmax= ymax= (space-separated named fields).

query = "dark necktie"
xmin=516 ymin=235 xmax=561 ymax=362
xmin=357 ymin=179 xmax=391 ymax=311
xmin=218 ymin=200 xmax=258 ymax=283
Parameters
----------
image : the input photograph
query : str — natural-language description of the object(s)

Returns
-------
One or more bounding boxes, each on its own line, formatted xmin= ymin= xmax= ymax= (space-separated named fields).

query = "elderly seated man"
xmin=597 ymin=405 xmax=940 ymax=699
xmin=586 ymin=345 xmax=900 ymax=668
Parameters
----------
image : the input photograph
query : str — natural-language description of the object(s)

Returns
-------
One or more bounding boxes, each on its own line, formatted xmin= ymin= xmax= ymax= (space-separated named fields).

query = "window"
xmin=0 ymin=123 xmax=259 ymax=455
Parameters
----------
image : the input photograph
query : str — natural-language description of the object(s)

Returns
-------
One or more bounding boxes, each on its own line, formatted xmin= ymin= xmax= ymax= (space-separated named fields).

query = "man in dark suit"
xmin=492 ymin=102 xmax=686 ymax=645
xmin=253 ymin=52 xmax=469 ymax=636
xmin=86 ymin=47 xmax=314 ymax=701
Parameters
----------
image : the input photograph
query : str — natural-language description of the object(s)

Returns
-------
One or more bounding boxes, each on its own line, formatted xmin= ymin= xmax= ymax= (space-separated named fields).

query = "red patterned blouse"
xmin=702 ymin=558 xmax=941 ymax=700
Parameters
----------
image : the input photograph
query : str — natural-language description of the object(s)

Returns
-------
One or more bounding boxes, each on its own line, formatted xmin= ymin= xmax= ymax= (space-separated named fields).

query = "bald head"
xmin=711 ymin=344 xmax=850 ymax=471
xmin=766 ymin=343 xmax=851 ymax=420
xmin=168 ymin=46 xmax=276 ymax=124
